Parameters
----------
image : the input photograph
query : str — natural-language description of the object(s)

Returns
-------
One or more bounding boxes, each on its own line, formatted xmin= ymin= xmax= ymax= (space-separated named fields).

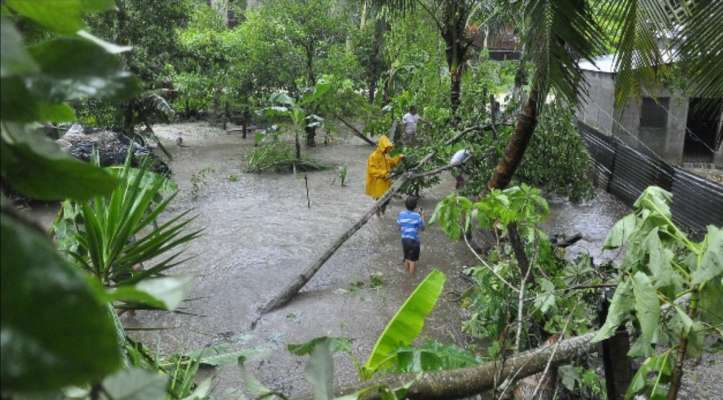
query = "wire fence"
xmin=577 ymin=121 xmax=723 ymax=237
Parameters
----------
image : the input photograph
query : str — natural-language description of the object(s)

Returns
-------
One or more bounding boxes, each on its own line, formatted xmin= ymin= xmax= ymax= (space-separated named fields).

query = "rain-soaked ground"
xmin=26 ymin=121 xmax=717 ymax=398
xmin=118 ymin=121 xmax=632 ymax=397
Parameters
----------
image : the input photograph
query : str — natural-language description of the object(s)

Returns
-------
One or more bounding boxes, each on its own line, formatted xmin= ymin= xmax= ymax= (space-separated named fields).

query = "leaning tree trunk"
xmin=487 ymin=83 xmax=540 ymax=190
xmin=255 ymin=125 xmax=486 ymax=319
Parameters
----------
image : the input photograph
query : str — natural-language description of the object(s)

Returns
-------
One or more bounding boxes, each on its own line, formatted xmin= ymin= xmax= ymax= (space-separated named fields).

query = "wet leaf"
xmin=629 ymin=272 xmax=659 ymax=357
xmin=1 ymin=124 xmax=117 ymax=201
xmin=102 ymin=368 xmax=167 ymax=400
xmin=604 ymin=213 xmax=636 ymax=249
xmin=5 ymin=0 xmax=115 ymax=34
xmin=592 ymin=279 xmax=634 ymax=342
xmin=364 ymin=270 xmax=446 ymax=375
xmin=0 ymin=77 xmax=76 ymax=122
xmin=644 ymin=229 xmax=677 ymax=288
xmin=306 ymin=339 xmax=334 ymax=400
xmin=188 ymin=343 xmax=267 ymax=368
xmin=692 ymin=225 xmax=723 ymax=285
xmin=108 ymin=277 xmax=192 ymax=310
xmin=1 ymin=213 xmax=120 ymax=392
xmin=633 ymin=186 xmax=672 ymax=219
xmin=0 ymin=18 xmax=38 ymax=77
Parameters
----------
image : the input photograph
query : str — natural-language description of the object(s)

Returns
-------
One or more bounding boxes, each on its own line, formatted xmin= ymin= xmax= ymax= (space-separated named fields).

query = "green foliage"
xmin=364 ymin=269 xmax=446 ymax=376
xmin=516 ymin=101 xmax=594 ymax=201
xmin=593 ymin=186 xmax=723 ymax=399
xmin=1 ymin=213 xmax=121 ymax=392
xmin=391 ymin=341 xmax=481 ymax=373
xmin=0 ymin=6 xmax=140 ymax=394
xmin=53 ymin=156 xmax=201 ymax=292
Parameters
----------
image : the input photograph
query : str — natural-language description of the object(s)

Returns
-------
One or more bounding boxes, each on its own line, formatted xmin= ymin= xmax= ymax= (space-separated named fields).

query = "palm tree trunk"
xmin=487 ymin=83 xmax=540 ymax=190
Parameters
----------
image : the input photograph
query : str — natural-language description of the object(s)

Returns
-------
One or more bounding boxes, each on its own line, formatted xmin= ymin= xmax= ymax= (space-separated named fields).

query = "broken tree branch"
xmin=297 ymin=332 xmax=597 ymax=400
xmin=336 ymin=115 xmax=377 ymax=146
xmin=253 ymin=125 xmax=488 ymax=320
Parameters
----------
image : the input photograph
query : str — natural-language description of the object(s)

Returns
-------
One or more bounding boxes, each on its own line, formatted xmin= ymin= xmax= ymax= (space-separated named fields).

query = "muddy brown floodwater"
xmin=118 ymin=122 xmax=719 ymax=399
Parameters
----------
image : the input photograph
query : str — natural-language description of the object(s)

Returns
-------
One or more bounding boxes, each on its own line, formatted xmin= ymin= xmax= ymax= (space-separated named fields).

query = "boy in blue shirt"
xmin=396 ymin=196 xmax=426 ymax=274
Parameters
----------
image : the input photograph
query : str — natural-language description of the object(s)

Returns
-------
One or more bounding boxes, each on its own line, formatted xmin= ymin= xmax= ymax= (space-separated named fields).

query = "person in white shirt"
xmin=401 ymin=106 xmax=424 ymax=146
xmin=449 ymin=149 xmax=471 ymax=189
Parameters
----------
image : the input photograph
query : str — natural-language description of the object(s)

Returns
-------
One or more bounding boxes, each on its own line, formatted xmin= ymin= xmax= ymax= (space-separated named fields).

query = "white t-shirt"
xmin=402 ymin=113 xmax=421 ymax=135
xmin=450 ymin=149 xmax=470 ymax=166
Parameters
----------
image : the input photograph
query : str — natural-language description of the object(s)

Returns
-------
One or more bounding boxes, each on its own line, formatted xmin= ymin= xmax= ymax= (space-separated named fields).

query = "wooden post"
xmin=598 ymin=288 xmax=632 ymax=400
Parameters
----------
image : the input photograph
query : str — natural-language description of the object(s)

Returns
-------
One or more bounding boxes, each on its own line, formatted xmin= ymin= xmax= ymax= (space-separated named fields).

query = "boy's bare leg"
xmin=409 ymin=261 xmax=416 ymax=275
xmin=404 ymin=259 xmax=410 ymax=273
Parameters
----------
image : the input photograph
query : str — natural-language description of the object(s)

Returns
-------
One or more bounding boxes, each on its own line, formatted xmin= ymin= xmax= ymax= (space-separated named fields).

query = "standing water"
xmin=119 ymin=122 xmax=718 ymax=398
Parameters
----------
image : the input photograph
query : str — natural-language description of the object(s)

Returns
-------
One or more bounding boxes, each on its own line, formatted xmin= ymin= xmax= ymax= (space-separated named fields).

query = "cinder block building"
xmin=576 ymin=55 xmax=723 ymax=167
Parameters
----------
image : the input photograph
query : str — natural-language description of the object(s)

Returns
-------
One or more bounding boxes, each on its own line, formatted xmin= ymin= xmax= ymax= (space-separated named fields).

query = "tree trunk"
xmin=487 ymin=83 xmax=540 ymax=190
xmin=305 ymin=125 xmax=316 ymax=147
xmin=450 ymin=65 xmax=463 ymax=115
xmin=667 ymin=295 xmax=697 ymax=400
xmin=295 ymin=131 xmax=301 ymax=160
xmin=300 ymin=332 xmax=597 ymax=400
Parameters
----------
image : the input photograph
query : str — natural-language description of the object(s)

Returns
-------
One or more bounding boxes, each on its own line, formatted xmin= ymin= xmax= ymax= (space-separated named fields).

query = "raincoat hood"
xmin=376 ymin=135 xmax=394 ymax=153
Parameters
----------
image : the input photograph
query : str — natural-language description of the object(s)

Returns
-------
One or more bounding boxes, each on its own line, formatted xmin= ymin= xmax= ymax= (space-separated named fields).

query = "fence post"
xmin=598 ymin=288 xmax=633 ymax=400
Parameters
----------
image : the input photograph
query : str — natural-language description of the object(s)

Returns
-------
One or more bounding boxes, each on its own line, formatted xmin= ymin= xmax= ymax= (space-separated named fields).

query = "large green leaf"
xmin=644 ymin=229 xmax=678 ymax=289
xmin=692 ymin=225 xmax=723 ymax=285
xmin=0 ymin=77 xmax=76 ymax=122
xmin=604 ymin=213 xmax=636 ymax=249
xmin=108 ymin=277 xmax=192 ymax=310
xmin=28 ymin=35 xmax=137 ymax=101
xmin=0 ymin=18 xmax=38 ymax=77
xmin=628 ymin=272 xmax=660 ymax=357
xmin=633 ymin=186 xmax=672 ymax=219
xmin=1 ymin=213 xmax=121 ymax=392
xmin=363 ymin=270 xmax=446 ymax=375
xmin=101 ymin=368 xmax=168 ymax=400
xmin=1 ymin=124 xmax=117 ymax=201
xmin=592 ymin=279 xmax=634 ymax=342
xmin=5 ymin=0 xmax=115 ymax=34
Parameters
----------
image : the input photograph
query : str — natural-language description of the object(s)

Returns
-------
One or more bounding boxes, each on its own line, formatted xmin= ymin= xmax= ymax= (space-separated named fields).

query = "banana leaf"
xmin=363 ymin=269 xmax=446 ymax=376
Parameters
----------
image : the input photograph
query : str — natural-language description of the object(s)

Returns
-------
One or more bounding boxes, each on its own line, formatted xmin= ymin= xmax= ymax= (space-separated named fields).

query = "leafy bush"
xmin=516 ymin=100 xmax=595 ymax=201
xmin=246 ymin=141 xmax=327 ymax=173
xmin=53 ymin=155 xmax=200 ymax=292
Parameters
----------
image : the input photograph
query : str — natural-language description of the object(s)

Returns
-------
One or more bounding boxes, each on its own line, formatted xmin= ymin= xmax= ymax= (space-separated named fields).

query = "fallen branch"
xmin=297 ymin=332 xmax=597 ymax=400
xmin=253 ymin=125 xmax=487 ymax=321
xmin=336 ymin=115 xmax=377 ymax=146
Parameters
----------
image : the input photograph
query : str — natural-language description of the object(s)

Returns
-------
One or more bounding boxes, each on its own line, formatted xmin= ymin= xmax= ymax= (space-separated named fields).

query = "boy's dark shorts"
xmin=402 ymin=238 xmax=420 ymax=262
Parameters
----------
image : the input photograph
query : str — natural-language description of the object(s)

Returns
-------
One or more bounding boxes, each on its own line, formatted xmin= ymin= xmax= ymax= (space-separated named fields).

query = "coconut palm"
xmin=374 ymin=0 xmax=723 ymax=192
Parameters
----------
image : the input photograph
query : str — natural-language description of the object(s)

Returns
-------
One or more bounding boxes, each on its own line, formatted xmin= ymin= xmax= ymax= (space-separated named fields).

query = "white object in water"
xmin=450 ymin=149 xmax=471 ymax=166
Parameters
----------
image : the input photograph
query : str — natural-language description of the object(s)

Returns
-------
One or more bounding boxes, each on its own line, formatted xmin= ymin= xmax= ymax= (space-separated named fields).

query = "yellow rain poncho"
xmin=365 ymin=135 xmax=402 ymax=199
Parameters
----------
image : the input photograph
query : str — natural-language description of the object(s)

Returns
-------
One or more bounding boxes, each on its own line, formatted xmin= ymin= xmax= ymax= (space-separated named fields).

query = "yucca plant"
xmin=54 ymin=153 xmax=202 ymax=289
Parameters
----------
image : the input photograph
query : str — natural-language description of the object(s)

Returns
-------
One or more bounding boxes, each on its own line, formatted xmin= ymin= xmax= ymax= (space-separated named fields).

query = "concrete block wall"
xmin=577 ymin=71 xmax=616 ymax=135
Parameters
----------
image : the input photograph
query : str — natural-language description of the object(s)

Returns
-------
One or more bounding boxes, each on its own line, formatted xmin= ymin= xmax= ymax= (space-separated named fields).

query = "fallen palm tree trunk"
xmin=298 ymin=332 xmax=596 ymax=400
xmin=255 ymin=126 xmax=486 ymax=319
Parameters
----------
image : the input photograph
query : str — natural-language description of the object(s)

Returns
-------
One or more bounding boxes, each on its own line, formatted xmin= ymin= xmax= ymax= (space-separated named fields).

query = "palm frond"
xmin=524 ymin=0 xmax=607 ymax=103
xmin=674 ymin=0 xmax=723 ymax=98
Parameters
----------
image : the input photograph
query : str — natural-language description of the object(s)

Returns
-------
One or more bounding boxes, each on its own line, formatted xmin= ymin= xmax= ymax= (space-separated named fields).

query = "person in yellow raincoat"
xmin=365 ymin=135 xmax=403 ymax=214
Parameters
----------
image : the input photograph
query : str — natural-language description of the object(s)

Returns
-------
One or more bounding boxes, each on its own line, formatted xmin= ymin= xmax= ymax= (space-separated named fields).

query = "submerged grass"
xmin=246 ymin=141 xmax=329 ymax=173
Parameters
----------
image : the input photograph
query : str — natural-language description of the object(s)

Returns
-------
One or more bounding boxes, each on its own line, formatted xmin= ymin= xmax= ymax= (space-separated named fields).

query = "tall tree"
xmin=371 ymin=0 xmax=487 ymax=113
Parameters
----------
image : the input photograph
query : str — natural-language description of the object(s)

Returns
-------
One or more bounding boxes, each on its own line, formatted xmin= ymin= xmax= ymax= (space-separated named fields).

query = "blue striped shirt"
xmin=397 ymin=210 xmax=425 ymax=241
